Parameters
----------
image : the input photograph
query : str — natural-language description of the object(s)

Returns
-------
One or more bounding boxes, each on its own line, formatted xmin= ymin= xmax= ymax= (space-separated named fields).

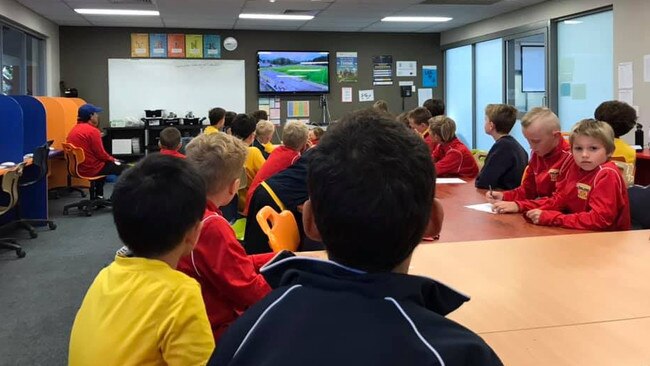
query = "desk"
xmin=300 ymin=230 xmax=650 ymax=365
xmin=436 ymin=179 xmax=582 ymax=242
xmin=635 ymin=148 xmax=650 ymax=185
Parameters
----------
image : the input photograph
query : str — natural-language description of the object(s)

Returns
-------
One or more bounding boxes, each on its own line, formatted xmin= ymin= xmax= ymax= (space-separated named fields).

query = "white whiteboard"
xmin=108 ymin=58 xmax=245 ymax=121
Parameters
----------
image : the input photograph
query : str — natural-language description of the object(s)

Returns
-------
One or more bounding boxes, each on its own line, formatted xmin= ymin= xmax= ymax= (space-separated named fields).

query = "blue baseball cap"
xmin=78 ymin=103 xmax=103 ymax=121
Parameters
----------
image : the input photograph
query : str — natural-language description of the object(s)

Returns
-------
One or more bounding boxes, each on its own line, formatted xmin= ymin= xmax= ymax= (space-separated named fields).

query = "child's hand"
xmin=526 ymin=209 xmax=543 ymax=224
xmin=492 ymin=201 xmax=518 ymax=214
xmin=486 ymin=190 xmax=503 ymax=202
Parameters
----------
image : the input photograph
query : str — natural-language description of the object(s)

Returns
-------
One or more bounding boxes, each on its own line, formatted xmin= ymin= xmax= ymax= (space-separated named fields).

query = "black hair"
xmin=250 ymin=110 xmax=269 ymax=122
xmin=423 ymin=99 xmax=445 ymax=117
xmin=408 ymin=107 xmax=432 ymax=125
xmin=159 ymin=127 xmax=181 ymax=149
xmin=308 ymin=109 xmax=435 ymax=272
xmin=208 ymin=107 xmax=226 ymax=126
xmin=112 ymin=154 xmax=206 ymax=258
xmin=231 ymin=113 xmax=256 ymax=140
xmin=594 ymin=100 xmax=637 ymax=138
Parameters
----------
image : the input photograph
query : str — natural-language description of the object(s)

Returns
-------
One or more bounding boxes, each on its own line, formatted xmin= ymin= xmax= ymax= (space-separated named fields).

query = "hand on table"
xmin=486 ymin=190 xmax=503 ymax=203
xmin=491 ymin=201 xmax=519 ymax=214
xmin=526 ymin=209 xmax=543 ymax=224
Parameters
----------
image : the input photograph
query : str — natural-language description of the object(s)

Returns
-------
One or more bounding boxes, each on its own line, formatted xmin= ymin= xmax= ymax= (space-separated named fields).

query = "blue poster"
xmin=422 ymin=65 xmax=438 ymax=87
xmin=204 ymin=35 xmax=221 ymax=59
xmin=149 ymin=33 xmax=167 ymax=58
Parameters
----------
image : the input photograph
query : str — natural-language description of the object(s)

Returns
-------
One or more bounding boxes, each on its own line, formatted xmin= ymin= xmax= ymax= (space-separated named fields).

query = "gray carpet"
xmin=0 ymin=185 xmax=120 ymax=365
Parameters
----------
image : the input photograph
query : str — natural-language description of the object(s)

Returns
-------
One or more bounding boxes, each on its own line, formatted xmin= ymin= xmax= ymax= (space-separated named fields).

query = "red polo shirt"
xmin=160 ymin=148 xmax=185 ymax=159
xmin=66 ymin=122 xmax=115 ymax=177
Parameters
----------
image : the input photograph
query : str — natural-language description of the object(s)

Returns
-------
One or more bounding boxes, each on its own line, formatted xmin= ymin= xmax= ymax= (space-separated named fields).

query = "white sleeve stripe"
xmin=384 ymin=297 xmax=446 ymax=366
xmin=232 ymin=284 xmax=303 ymax=359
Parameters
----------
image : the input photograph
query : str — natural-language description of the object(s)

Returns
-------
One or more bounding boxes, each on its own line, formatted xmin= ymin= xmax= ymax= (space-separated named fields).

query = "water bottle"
xmin=635 ymin=123 xmax=644 ymax=148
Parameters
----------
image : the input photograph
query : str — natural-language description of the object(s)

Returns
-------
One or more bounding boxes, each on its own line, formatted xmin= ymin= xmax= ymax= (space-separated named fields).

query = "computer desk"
xmin=436 ymin=179 xmax=584 ymax=243
xmin=300 ymin=230 xmax=650 ymax=365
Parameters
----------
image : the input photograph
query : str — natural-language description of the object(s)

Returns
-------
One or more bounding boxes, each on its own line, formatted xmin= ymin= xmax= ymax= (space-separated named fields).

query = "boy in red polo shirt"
xmin=158 ymin=127 xmax=185 ymax=158
xmin=524 ymin=119 xmax=630 ymax=231
xmin=177 ymin=133 xmax=275 ymax=342
xmin=408 ymin=107 xmax=436 ymax=153
xmin=489 ymin=107 xmax=571 ymax=213
xmin=245 ymin=121 xmax=309 ymax=214
xmin=429 ymin=115 xmax=478 ymax=178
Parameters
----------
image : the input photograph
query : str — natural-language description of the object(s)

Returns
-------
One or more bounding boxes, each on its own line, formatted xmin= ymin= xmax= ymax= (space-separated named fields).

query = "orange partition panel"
xmin=68 ymin=98 xmax=86 ymax=108
xmin=37 ymin=97 xmax=65 ymax=150
xmin=54 ymin=97 xmax=81 ymax=137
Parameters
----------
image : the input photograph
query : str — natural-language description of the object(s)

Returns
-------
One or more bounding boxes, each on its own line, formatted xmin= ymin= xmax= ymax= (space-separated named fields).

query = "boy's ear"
xmin=228 ymin=178 xmax=240 ymax=196
xmin=184 ymin=220 xmax=203 ymax=253
xmin=423 ymin=198 xmax=444 ymax=239
xmin=302 ymin=199 xmax=322 ymax=242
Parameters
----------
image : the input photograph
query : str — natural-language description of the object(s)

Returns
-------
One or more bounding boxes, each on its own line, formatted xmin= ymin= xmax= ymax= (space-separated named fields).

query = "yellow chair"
xmin=255 ymin=206 xmax=300 ymax=252
xmin=612 ymin=159 xmax=635 ymax=187
xmin=61 ymin=143 xmax=111 ymax=216
xmin=471 ymin=149 xmax=488 ymax=170
xmin=0 ymin=163 xmax=27 ymax=258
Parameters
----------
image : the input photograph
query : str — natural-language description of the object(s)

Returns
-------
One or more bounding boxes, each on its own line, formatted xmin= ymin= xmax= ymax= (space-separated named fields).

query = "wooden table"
xmin=436 ymin=179 xmax=583 ymax=242
xmin=635 ymin=148 xmax=650 ymax=185
xmin=301 ymin=230 xmax=650 ymax=365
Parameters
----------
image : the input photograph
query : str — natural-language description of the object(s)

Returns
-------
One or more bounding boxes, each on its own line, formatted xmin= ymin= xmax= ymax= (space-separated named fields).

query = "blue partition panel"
xmin=12 ymin=95 xmax=48 ymax=221
xmin=0 ymin=95 xmax=24 ymax=163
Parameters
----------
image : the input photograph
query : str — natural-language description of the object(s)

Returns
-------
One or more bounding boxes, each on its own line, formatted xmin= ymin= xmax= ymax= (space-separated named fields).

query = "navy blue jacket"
xmin=475 ymin=135 xmax=528 ymax=190
xmin=209 ymin=255 xmax=502 ymax=366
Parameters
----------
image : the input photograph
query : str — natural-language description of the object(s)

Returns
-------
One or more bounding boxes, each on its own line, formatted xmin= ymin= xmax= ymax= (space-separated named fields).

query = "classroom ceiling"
xmin=16 ymin=0 xmax=548 ymax=33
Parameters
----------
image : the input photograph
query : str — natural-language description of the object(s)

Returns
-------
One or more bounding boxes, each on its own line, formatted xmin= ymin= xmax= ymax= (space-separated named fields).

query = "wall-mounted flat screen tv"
xmin=257 ymin=51 xmax=330 ymax=95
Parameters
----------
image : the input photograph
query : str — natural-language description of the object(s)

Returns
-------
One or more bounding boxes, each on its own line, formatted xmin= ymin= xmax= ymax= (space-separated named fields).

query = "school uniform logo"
xmin=576 ymin=183 xmax=591 ymax=200
xmin=549 ymin=169 xmax=560 ymax=182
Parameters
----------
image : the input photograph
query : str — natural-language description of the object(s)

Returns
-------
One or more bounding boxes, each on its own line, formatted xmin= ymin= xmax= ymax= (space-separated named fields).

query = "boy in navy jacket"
xmin=209 ymin=109 xmax=502 ymax=366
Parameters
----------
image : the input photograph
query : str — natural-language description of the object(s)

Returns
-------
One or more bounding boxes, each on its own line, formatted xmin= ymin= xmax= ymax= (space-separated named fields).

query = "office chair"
xmin=256 ymin=206 xmax=300 ymax=252
xmin=628 ymin=185 xmax=650 ymax=229
xmin=612 ymin=158 xmax=635 ymax=187
xmin=61 ymin=143 xmax=111 ymax=216
xmin=0 ymin=163 xmax=27 ymax=258
xmin=9 ymin=143 xmax=57 ymax=238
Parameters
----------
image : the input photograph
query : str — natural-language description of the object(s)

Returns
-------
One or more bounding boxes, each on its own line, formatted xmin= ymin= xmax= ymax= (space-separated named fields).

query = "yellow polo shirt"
xmin=69 ymin=256 xmax=214 ymax=366
xmin=613 ymin=138 xmax=636 ymax=165
xmin=204 ymin=125 xmax=220 ymax=135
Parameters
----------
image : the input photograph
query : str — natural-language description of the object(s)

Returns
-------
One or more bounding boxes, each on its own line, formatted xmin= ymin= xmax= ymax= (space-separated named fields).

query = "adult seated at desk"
xmin=209 ymin=110 xmax=502 ymax=366
xmin=66 ymin=103 xmax=126 ymax=199
xmin=489 ymin=107 xmax=571 ymax=212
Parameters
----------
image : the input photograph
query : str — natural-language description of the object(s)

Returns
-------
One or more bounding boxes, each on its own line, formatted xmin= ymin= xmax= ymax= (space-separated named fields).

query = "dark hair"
xmin=408 ymin=107 xmax=432 ymax=125
xmin=594 ymin=100 xmax=637 ymax=138
xmin=231 ymin=113 xmax=256 ymax=140
xmin=423 ymin=99 xmax=445 ymax=117
xmin=485 ymin=104 xmax=518 ymax=134
xmin=208 ymin=107 xmax=226 ymax=126
xmin=308 ymin=109 xmax=435 ymax=272
xmin=224 ymin=111 xmax=237 ymax=132
xmin=250 ymin=110 xmax=269 ymax=122
xmin=112 ymin=154 xmax=206 ymax=258
xmin=159 ymin=127 xmax=181 ymax=149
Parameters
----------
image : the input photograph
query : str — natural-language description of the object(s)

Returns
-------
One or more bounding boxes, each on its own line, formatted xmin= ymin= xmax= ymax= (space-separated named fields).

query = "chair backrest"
xmin=20 ymin=143 xmax=50 ymax=187
xmin=471 ymin=149 xmax=488 ymax=170
xmin=613 ymin=160 xmax=635 ymax=187
xmin=0 ymin=163 xmax=25 ymax=216
xmin=611 ymin=156 xmax=627 ymax=163
xmin=628 ymin=185 xmax=650 ymax=229
xmin=61 ymin=142 xmax=86 ymax=179
xmin=256 ymin=205 xmax=300 ymax=252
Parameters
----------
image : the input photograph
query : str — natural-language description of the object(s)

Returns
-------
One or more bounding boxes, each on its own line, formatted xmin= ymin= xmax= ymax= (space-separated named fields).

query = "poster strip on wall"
xmin=167 ymin=34 xmax=186 ymax=58
xmin=336 ymin=52 xmax=358 ymax=83
xmin=186 ymin=34 xmax=203 ymax=58
xmin=130 ymin=33 xmax=149 ymax=58
xmin=204 ymin=35 xmax=222 ymax=59
xmin=372 ymin=55 xmax=393 ymax=86
xmin=149 ymin=34 xmax=167 ymax=58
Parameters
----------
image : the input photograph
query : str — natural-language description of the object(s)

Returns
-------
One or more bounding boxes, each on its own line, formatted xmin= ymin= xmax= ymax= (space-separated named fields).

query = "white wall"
xmin=0 ymin=0 xmax=59 ymax=96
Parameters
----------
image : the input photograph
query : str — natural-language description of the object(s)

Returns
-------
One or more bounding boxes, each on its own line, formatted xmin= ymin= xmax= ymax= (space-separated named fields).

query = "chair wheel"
xmin=28 ymin=230 xmax=37 ymax=239
xmin=84 ymin=210 xmax=93 ymax=217
xmin=48 ymin=222 xmax=57 ymax=230
xmin=16 ymin=249 xmax=26 ymax=258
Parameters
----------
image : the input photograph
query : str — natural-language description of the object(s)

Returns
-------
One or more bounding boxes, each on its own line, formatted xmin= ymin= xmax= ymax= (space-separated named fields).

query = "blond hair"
xmin=255 ymin=120 xmax=275 ymax=139
xmin=521 ymin=107 xmax=561 ymax=132
xmin=485 ymin=104 xmax=518 ymax=134
xmin=373 ymin=100 xmax=389 ymax=113
xmin=428 ymin=115 xmax=456 ymax=143
xmin=282 ymin=121 xmax=309 ymax=150
xmin=569 ymin=119 xmax=615 ymax=155
xmin=185 ymin=133 xmax=247 ymax=194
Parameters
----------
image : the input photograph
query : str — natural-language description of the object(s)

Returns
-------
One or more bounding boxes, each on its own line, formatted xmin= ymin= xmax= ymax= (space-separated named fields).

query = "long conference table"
xmin=301 ymin=179 xmax=649 ymax=365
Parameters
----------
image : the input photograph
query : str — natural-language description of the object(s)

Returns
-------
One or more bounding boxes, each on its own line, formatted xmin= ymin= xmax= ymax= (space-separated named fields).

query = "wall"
xmin=0 ymin=0 xmax=59 ymax=96
xmin=59 ymin=27 xmax=442 ymax=127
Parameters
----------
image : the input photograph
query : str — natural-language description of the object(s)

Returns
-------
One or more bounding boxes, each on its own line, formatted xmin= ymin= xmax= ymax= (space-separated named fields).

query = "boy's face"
xmin=308 ymin=130 xmax=316 ymax=141
xmin=484 ymin=116 xmax=493 ymax=134
xmin=409 ymin=118 xmax=427 ymax=133
xmin=571 ymin=135 xmax=610 ymax=171
xmin=523 ymin=119 xmax=560 ymax=156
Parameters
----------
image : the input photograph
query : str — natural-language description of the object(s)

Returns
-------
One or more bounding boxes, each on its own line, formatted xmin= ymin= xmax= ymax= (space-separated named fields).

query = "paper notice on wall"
xmin=396 ymin=61 xmax=417 ymax=77
xmin=618 ymin=89 xmax=634 ymax=105
xmin=618 ymin=62 xmax=633 ymax=89
xmin=287 ymin=101 xmax=309 ymax=118
xmin=418 ymin=88 xmax=433 ymax=106
xmin=359 ymin=89 xmax=375 ymax=102
xmin=342 ymin=87 xmax=353 ymax=103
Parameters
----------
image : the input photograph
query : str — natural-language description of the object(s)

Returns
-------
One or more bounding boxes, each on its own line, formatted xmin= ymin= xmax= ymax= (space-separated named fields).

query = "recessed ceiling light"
xmin=381 ymin=16 xmax=452 ymax=22
xmin=75 ymin=9 xmax=159 ymax=16
xmin=563 ymin=20 xmax=583 ymax=25
xmin=239 ymin=13 xmax=314 ymax=20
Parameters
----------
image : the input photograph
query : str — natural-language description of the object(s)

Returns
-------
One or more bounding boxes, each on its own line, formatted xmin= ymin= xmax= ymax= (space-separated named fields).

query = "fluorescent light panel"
xmin=239 ymin=13 xmax=314 ymax=20
xmin=75 ymin=9 xmax=160 ymax=16
xmin=382 ymin=16 xmax=452 ymax=22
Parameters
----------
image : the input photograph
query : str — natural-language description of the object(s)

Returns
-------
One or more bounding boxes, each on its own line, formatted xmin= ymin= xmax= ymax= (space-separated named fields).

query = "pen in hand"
xmin=488 ymin=185 xmax=493 ymax=200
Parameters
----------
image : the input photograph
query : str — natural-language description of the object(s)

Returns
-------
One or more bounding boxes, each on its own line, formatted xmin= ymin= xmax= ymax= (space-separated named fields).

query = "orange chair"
xmin=0 ymin=163 xmax=27 ymax=258
xmin=61 ymin=143 xmax=111 ymax=216
xmin=255 ymin=206 xmax=300 ymax=252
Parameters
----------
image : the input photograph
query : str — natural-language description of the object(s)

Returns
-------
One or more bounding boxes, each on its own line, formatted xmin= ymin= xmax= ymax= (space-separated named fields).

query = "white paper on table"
xmin=618 ymin=89 xmax=634 ymax=106
xmin=418 ymin=88 xmax=433 ymax=106
xmin=112 ymin=139 xmax=132 ymax=155
xmin=618 ymin=62 xmax=633 ymax=89
xmin=464 ymin=203 xmax=496 ymax=214
xmin=436 ymin=177 xmax=466 ymax=184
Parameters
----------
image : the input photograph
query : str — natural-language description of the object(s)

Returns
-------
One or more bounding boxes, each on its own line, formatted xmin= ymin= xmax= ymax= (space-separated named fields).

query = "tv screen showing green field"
xmin=258 ymin=51 xmax=330 ymax=94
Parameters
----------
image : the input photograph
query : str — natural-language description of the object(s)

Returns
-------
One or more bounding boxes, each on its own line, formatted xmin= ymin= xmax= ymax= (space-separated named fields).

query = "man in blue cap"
xmin=67 ymin=103 xmax=125 ymax=199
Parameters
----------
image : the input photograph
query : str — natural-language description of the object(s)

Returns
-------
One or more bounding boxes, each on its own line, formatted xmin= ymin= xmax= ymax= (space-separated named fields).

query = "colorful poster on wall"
xmin=372 ymin=55 xmax=393 ymax=86
xmin=204 ymin=35 xmax=221 ymax=59
xmin=422 ymin=65 xmax=438 ymax=87
xmin=130 ymin=33 xmax=149 ymax=58
xmin=167 ymin=34 xmax=186 ymax=58
xmin=336 ymin=52 xmax=358 ymax=83
xmin=186 ymin=34 xmax=203 ymax=58
xmin=149 ymin=34 xmax=167 ymax=58
xmin=287 ymin=101 xmax=310 ymax=118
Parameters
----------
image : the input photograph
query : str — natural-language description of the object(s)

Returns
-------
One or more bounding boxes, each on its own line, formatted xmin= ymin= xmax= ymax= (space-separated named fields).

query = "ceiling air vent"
xmin=107 ymin=0 xmax=155 ymax=4
xmin=283 ymin=9 xmax=318 ymax=15
xmin=419 ymin=0 xmax=502 ymax=4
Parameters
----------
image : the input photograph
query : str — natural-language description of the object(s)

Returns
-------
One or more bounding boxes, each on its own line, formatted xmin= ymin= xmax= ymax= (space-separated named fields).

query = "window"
xmin=1 ymin=23 xmax=45 ymax=96
xmin=475 ymin=38 xmax=504 ymax=151
xmin=445 ymin=45 xmax=473 ymax=147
